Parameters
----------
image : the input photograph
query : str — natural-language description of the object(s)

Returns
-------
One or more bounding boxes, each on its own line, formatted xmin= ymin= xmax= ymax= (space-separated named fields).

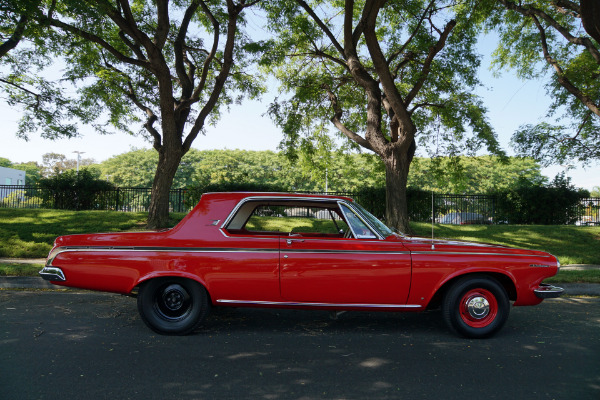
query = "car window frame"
xmin=221 ymin=196 xmax=353 ymax=237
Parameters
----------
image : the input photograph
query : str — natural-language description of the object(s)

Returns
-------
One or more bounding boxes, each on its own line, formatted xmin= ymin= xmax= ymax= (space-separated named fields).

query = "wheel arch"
xmin=427 ymin=271 xmax=516 ymax=310
xmin=133 ymin=273 xmax=212 ymax=303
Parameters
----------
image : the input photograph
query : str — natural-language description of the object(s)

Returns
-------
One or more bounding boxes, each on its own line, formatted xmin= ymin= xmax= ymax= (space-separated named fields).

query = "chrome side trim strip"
xmin=284 ymin=249 xmax=410 ymax=255
xmin=411 ymin=251 xmax=552 ymax=258
xmin=46 ymin=246 xmax=280 ymax=265
xmin=46 ymin=246 xmax=411 ymax=264
xmin=216 ymin=299 xmax=422 ymax=309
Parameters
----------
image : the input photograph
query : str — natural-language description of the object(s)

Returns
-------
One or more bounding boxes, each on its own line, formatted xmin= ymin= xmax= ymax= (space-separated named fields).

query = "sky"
xmin=0 ymin=34 xmax=598 ymax=192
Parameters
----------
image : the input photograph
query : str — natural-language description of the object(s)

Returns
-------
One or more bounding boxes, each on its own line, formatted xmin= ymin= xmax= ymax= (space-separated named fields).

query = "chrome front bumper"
xmin=39 ymin=266 xmax=66 ymax=282
xmin=534 ymin=283 xmax=564 ymax=299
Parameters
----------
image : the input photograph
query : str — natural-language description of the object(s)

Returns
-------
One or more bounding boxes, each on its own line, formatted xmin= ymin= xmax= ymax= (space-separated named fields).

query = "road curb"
xmin=0 ymin=277 xmax=58 ymax=289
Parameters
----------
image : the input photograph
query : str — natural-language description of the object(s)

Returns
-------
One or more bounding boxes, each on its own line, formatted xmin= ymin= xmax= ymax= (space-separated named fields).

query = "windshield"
xmin=350 ymin=202 xmax=394 ymax=238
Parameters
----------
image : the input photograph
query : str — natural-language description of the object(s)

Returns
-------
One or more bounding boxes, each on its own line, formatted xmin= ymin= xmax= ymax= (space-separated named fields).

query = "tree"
xmin=41 ymin=152 xmax=95 ymax=177
xmin=490 ymin=0 xmax=600 ymax=164
xmin=264 ymin=0 xmax=502 ymax=232
xmin=7 ymin=0 xmax=262 ymax=228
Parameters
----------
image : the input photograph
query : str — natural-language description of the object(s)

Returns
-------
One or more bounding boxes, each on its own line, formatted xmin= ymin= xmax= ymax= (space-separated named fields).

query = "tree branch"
xmin=386 ymin=0 xmax=433 ymax=67
xmin=118 ymin=30 xmax=147 ymax=60
xmin=154 ymin=0 xmax=170 ymax=49
xmin=0 ymin=14 xmax=28 ymax=58
xmin=44 ymin=15 xmax=150 ymax=69
xmin=362 ymin=0 xmax=415 ymax=142
xmin=183 ymin=0 xmax=241 ymax=152
xmin=531 ymin=15 xmax=600 ymax=117
xmin=323 ymin=84 xmax=374 ymax=152
xmin=296 ymin=0 xmax=345 ymax=58
xmin=500 ymin=0 xmax=600 ymax=64
xmin=189 ymin=0 xmax=220 ymax=103
xmin=174 ymin=1 xmax=200 ymax=99
xmin=404 ymin=19 xmax=455 ymax=106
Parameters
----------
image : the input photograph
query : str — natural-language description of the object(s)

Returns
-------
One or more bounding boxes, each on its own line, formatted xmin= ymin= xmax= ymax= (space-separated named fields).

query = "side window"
xmin=224 ymin=200 xmax=349 ymax=236
xmin=339 ymin=204 xmax=377 ymax=239
xmin=245 ymin=205 xmax=346 ymax=234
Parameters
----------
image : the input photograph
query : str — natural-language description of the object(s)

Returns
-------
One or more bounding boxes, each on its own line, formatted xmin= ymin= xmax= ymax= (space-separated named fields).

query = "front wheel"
xmin=137 ymin=277 xmax=210 ymax=335
xmin=442 ymin=276 xmax=510 ymax=339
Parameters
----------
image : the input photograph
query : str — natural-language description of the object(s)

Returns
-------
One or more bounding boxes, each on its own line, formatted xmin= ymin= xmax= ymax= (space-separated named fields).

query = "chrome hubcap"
xmin=466 ymin=296 xmax=490 ymax=319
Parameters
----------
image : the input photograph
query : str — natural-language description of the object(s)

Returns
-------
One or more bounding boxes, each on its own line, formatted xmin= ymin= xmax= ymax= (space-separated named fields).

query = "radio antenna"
xmin=431 ymin=191 xmax=435 ymax=250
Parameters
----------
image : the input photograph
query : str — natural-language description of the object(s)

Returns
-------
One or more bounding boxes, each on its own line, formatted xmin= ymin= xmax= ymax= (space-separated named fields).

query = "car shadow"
xmin=195 ymin=306 xmax=449 ymax=337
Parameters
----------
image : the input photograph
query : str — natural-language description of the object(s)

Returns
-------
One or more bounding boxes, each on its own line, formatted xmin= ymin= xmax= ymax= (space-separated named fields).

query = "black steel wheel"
xmin=137 ymin=277 xmax=209 ymax=335
xmin=442 ymin=275 xmax=510 ymax=339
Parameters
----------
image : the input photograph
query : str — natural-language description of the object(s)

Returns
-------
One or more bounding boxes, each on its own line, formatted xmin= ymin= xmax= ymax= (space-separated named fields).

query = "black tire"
xmin=137 ymin=277 xmax=210 ymax=335
xmin=442 ymin=275 xmax=510 ymax=339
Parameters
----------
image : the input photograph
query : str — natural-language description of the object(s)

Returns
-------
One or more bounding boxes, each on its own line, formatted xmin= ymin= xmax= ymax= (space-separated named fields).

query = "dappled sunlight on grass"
xmin=0 ymin=208 xmax=153 ymax=258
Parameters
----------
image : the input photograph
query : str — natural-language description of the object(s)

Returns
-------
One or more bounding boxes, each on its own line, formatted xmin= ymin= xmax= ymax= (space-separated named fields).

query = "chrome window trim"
xmin=220 ymin=195 xmax=349 ymax=231
xmin=337 ymin=200 xmax=383 ymax=240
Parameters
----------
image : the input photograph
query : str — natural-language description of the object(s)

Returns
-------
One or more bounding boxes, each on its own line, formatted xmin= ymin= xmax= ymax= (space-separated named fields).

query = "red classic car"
xmin=40 ymin=192 xmax=563 ymax=338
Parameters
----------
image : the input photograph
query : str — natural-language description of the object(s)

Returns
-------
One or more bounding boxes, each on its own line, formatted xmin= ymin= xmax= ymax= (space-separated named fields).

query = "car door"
xmin=279 ymin=204 xmax=411 ymax=306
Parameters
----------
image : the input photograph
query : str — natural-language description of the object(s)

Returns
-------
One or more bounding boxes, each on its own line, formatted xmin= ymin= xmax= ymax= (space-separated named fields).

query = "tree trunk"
xmin=147 ymin=146 xmax=184 ymax=229
xmin=382 ymin=142 xmax=415 ymax=234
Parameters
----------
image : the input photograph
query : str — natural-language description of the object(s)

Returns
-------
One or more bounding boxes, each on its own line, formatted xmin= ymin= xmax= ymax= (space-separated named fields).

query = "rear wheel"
xmin=442 ymin=276 xmax=509 ymax=339
xmin=137 ymin=277 xmax=210 ymax=335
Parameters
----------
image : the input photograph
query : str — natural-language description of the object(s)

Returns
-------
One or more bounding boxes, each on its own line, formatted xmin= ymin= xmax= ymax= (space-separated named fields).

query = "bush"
xmin=38 ymin=169 xmax=116 ymax=210
xmin=494 ymin=174 xmax=588 ymax=224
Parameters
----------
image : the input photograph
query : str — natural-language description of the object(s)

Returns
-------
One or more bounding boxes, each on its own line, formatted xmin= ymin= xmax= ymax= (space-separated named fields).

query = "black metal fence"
xmin=0 ymin=185 xmax=189 ymax=213
xmin=576 ymin=198 xmax=600 ymax=226
xmin=1 ymin=184 xmax=599 ymax=225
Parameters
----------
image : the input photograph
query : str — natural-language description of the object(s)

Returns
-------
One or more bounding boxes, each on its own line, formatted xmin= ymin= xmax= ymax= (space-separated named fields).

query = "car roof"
xmin=201 ymin=192 xmax=355 ymax=203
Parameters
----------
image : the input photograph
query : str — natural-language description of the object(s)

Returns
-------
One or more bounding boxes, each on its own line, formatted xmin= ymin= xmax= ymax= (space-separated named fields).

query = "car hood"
xmin=400 ymin=235 xmax=546 ymax=256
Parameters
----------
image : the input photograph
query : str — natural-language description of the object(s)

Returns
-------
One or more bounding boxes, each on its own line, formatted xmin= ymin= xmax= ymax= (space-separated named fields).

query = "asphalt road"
xmin=1 ymin=291 xmax=599 ymax=400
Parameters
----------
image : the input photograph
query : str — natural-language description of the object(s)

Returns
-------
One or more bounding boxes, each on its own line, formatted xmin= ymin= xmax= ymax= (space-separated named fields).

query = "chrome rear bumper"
xmin=39 ymin=266 xmax=66 ymax=282
xmin=534 ymin=283 xmax=564 ymax=299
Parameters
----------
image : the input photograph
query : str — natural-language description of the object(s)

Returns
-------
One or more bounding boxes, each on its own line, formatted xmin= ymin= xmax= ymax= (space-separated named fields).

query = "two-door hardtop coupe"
xmin=40 ymin=192 xmax=563 ymax=338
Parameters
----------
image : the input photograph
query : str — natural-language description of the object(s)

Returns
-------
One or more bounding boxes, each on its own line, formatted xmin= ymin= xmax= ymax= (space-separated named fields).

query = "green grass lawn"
xmin=0 ymin=208 xmax=186 ymax=258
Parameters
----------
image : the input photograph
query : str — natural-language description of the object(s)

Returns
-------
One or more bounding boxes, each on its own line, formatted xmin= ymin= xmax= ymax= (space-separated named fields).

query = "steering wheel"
xmin=343 ymin=228 xmax=353 ymax=239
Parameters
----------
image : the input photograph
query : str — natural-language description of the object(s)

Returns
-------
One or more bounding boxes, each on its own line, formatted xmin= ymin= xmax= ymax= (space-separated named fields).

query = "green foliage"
xmin=11 ymin=161 xmax=42 ymax=184
xmin=96 ymin=148 xmax=384 ymax=192
xmin=487 ymin=0 xmax=600 ymax=164
xmin=493 ymin=173 xmax=589 ymax=225
xmin=408 ymin=156 xmax=547 ymax=193
xmin=37 ymin=168 xmax=115 ymax=210
xmin=263 ymin=0 xmax=501 ymax=158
